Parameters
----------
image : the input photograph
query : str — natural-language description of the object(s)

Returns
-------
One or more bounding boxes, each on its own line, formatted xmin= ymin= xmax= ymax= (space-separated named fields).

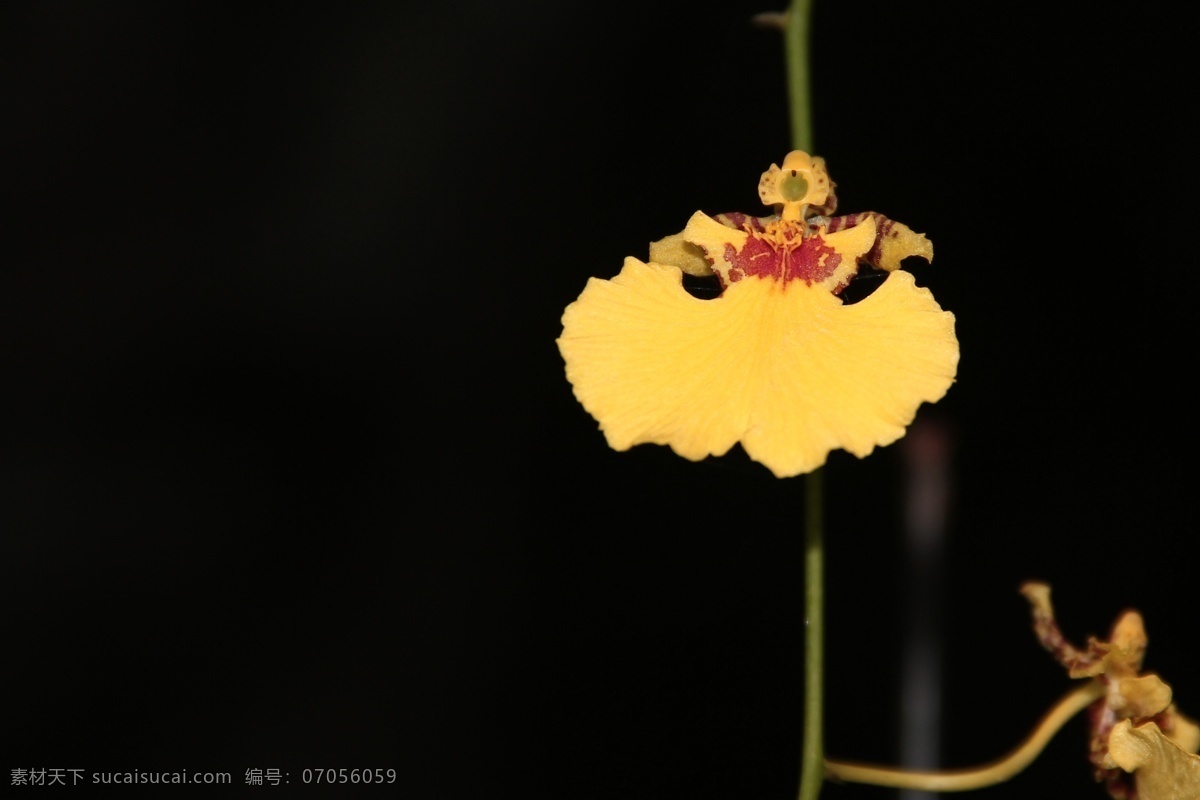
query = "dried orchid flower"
xmin=1022 ymin=582 xmax=1200 ymax=799
xmin=825 ymin=585 xmax=1198 ymax=798
xmin=557 ymin=151 xmax=959 ymax=478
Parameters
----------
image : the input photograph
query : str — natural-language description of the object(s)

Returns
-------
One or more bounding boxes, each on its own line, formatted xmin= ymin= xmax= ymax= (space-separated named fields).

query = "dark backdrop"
xmin=4 ymin=2 xmax=1196 ymax=798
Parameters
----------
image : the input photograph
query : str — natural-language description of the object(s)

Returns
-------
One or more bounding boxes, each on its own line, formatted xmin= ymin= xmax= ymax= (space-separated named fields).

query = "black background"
xmin=4 ymin=2 xmax=1197 ymax=798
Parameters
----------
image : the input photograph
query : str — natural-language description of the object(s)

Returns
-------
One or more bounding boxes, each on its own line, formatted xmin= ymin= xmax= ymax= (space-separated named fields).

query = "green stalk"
xmin=784 ymin=0 xmax=815 ymax=154
xmin=798 ymin=468 xmax=824 ymax=800
xmin=784 ymin=4 xmax=821 ymax=799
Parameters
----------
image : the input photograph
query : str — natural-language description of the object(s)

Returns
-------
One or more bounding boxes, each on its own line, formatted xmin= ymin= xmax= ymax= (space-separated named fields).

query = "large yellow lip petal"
xmin=557 ymin=258 xmax=958 ymax=478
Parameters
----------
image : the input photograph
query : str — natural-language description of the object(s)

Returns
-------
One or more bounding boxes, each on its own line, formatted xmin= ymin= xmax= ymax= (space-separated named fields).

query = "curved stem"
xmin=784 ymin=0 xmax=815 ymax=153
xmin=825 ymin=679 xmax=1105 ymax=791
xmin=797 ymin=467 xmax=825 ymax=800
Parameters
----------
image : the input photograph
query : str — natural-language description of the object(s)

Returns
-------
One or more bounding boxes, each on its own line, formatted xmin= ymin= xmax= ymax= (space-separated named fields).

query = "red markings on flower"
xmin=828 ymin=211 xmax=898 ymax=272
xmin=715 ymin=212 xmax=766 ymax=232
xmin=718 ymin=221 xmax=846 ymax=289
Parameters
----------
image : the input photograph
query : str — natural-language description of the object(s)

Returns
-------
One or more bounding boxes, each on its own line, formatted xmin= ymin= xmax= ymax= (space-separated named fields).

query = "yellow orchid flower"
xmin=1021 ymin=582 xmax=1200 ymax=799
xmin=557 ymin=151 xmax=959 ymax=478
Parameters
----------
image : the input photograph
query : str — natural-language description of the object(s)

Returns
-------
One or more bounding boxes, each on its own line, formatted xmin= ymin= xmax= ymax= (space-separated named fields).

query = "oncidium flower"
xmin=1021 ymin=582 xmax=1200 ymax=799
xmin=557 ymin=151 xmax=959 ymax=478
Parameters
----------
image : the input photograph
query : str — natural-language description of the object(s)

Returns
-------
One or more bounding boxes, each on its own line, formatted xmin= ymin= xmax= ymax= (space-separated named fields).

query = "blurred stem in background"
xmin=899 ymin=419 xmax=953 ymax=800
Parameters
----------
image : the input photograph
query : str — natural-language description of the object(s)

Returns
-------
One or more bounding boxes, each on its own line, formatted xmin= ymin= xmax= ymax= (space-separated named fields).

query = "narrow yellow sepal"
xmin=680 ymin=211 xmax=749 ymax=261
xmin=875 ymin=222 xmax=934 ymax=272
xmin=648 ymin=230 xmax=714 ymax=277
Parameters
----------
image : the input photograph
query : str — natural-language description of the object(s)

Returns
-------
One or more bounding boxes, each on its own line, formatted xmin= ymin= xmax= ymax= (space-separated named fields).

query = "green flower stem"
xmin=785 ymin=0 xmax=815 ymax=154
xmin=784 ymin=3 xmax=821 ymax=799
xmin=798 ymin=467 xmax=824 ymax=800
